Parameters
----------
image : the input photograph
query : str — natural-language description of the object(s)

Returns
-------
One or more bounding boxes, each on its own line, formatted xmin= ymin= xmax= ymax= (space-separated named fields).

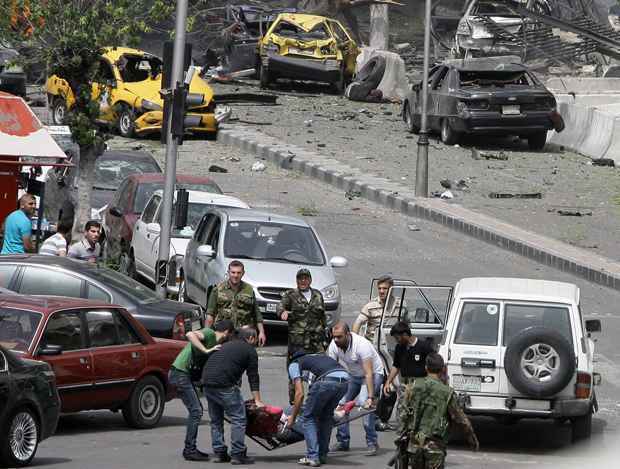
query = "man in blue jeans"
xmin=327 ymin=321 xmax=385 ymax=456
xmin=286 ymin=351 xmax=350 ymax=467
xmin=203 ymin=326 xmax=265 ymax=465
xmin=168 ymin=320 xmax=235 ymax=461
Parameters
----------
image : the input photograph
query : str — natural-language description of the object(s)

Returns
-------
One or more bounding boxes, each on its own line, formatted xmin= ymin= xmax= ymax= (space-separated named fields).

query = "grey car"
xmin=181 ymin=208 xmax=347 ymax=326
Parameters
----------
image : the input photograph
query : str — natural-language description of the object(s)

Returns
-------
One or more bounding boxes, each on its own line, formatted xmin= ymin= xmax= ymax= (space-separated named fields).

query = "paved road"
xmin=32 ymin=139 xmax=620 ymax=468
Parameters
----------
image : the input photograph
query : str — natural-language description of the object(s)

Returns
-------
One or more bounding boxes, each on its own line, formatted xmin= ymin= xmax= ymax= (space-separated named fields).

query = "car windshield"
xmin=504 ymin=303 xmax=572 ymax=345
xmin=95 ymin=159 xmax=160 ymax=191
xmin=134 ymin=182 xmax=223 ymax=213
xmin=171 ymin=202 xmax=212 ymax=238
xmin=473 ymin=1 xmax=517 ymax=16
xmin=0 ymin=308 xmax=42 ymax=353
xmin=459 ymin=70 xmax=535 ymax=88
xmin=116 ymin=54 xmax=163 ymax=82
xmin=224 ymin=221 xmax=325 ymax=265
xmin=90 ymin=268 xmax=159 ymax=303
xmin=273 ymin=21 xmax=330 ymax=40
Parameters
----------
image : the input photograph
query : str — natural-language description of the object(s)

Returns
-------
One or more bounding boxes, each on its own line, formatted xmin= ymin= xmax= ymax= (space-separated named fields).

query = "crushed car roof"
xmin=102 ymin=46 xmax=158 ymax=62
xmin=275 ymin=13 xmax=329 ymax=30
xmin=454 ymin=277 xmax=579 ymax=304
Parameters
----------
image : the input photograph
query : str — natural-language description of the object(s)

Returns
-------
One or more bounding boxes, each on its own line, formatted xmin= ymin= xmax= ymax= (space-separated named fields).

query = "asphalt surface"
xmin=30 ymin=137 xmax=620 ymax=468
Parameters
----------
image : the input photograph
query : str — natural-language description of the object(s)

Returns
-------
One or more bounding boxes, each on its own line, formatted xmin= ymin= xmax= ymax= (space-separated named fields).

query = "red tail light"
xmin=575 ymin=372 xmax=592 ymax=399
xmin=172 ymin=313 xmax=186 ymax=340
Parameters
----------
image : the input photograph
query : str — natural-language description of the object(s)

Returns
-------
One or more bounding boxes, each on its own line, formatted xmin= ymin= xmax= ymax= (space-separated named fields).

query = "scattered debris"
xmin=489 ymin=192 xmax=542 ymax=199
xmin=440 ymin=179 xmax=452 ymax=189
xmin=304 ymin=119 xmax=313 ymax=127
xmin=251 ymin=161 xmax=266 ymax=172
xmin=472 ymin=149 xmax=509 ymax=161
xmin=213 ymin=93 xmax=278 ymax=105
xmin=440 ymin=190 xmax=454 ymax=199
xmin=208 ymin=165 xmax=228 ymax=173
xmin=592 ymin=158 xmax=615 ymax=167
xmin=456 ymin=179 xmax=469 ymax=190
xmin=407 ymin=224 xmax=421 ymax=231
xmin=317 ymin=143 xmax=326 ymax=148
xmin=297 ymin=206 xmax=319 ymax=217
xmin=394 ymin=42 xmax=412 ymax=52
xmin=345 ymin=190 xmax=362 ymax=200
xmin=551 ymin=208 xmax=593 ymax=216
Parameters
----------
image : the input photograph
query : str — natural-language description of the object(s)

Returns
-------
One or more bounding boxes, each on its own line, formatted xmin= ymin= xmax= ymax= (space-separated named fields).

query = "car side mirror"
xmin=146 ymin=222 xmax=161 ymax=234
xmin=197 ymin=244 xmax=215 ymax=258
xmin=109 ymin=207 xmax=123 ymax=218
xmin=329 ymin=256 xmax=348 ymax=268
xmin=585 ymin=319 xmax=601 ymax=333
xmin=38 ymin=344 xmax=63 ymax=356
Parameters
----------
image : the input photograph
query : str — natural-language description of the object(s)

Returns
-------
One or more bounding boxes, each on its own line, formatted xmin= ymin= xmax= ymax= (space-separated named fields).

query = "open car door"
xmin=373 ymin=279 xmax=453 ymax=377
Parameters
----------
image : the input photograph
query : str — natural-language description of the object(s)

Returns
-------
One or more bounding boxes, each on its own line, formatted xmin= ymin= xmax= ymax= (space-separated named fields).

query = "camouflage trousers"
xmin=408 ymin=441 xmax=446 ymax=469
xmin=396 ymin=377 xmax=417 ymax=420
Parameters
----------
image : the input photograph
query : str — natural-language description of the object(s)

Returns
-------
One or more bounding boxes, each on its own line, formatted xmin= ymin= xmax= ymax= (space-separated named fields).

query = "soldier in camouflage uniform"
xmin=279 ymin=268 xmax=327 ymax=402
xmin=206 ymin=260 xmax=267 ymax=346
xmin=397 ymin=353 xmax=478 ymax=469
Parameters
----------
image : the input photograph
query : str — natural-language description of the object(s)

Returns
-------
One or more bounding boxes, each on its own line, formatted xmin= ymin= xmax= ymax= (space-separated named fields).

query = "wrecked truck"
xmin=402 ymin=59 xmax=560 ymax=149
xmin=258 ymin=13 xmax=359 ymax=93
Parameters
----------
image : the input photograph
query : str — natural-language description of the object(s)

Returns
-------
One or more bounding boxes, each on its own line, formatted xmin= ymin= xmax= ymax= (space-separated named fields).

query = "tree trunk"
xmin=72 ymin=144 xmax=101 ymax=239
xmin=369 ymin=4 xmax=389 ymax=50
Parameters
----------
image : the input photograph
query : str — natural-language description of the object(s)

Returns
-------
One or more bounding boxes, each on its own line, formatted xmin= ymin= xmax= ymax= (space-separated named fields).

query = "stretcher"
xmin=224 ymin=400 xmax=378 ymax=452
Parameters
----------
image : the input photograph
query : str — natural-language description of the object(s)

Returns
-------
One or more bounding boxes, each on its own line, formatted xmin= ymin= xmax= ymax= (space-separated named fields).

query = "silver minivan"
xmin=181 ymin=208 xmax=347 ymax=326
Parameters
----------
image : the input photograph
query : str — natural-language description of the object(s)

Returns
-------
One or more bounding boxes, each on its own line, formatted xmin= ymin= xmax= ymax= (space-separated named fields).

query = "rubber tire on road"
xmin=259 ymin=63 xmax=270 ymax=89
xmin=117 ymin=105 xmax=136 ymax=138
xmin=122 ymin=375 xmax=165 ymax=429
xmin=404 ymin=102 xmax=420 ymax=134
xmin=354 ymin=55 xmax=386 ymax=90
xmin=119 ymin=251 xmax=136 ymax=279
xmin=504 ymin=326 xmax=575 ymax=398
xmin=52 ymin=98 xmax=67 ymax=125
xmin=441 ymin=118 xmax=460 ymax=145
xmin=571 ymin=409 xmax=593 ymax=442
xmin=528 ymin=131 xmax=547 ymax=151
xmin=0 ymin=408 xmax=39 ymax=467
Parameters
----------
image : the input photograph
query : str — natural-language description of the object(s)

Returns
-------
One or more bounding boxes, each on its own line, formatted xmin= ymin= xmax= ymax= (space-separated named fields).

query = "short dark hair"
xmin=376 ymin=275 xmax=394 ymax=287
xmin=426 ymin=353 xmax=445 ymax=374
xmin=57 ymin=221 xmax=73 ymax=235
xmin=390 ymin=321 xmax=411 ymax=337
xmin=84 ymin=220 xmax=101 ymax=231
xmin=228 ymin=260 xmax=244 ymax=271
xmin=214 ymin=319 xmax=235 ymax=333
xmin=237 ymin=326 xmax=257 ymax=341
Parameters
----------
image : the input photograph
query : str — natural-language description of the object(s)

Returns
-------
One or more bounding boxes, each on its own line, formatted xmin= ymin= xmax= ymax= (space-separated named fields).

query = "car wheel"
xmin=0 ymin=408 xmax=39 ymax=467
xmin=117 ymin=106 xmax=136 ymax=138
xmin=122 ymin=375 xmax=165 ymax=429
xmin=504 ymin=326 xmax=575 ymax=398
xmin=51 ymin=98 xmax=67 ymax=125
xmin=119 ymin=251 xmax=136 ymax=279
xmin=528 ymin=131 xmax=547 ymax=151
xmin=441 ymin=118 xmax=459 ymax=145
xmin=404 ymin=102 xmax=420 ymax=134
xmin=259 ymin=63 xmax=270 ymax=89
xmin=571 ymin=409 xmax=592 ymax=442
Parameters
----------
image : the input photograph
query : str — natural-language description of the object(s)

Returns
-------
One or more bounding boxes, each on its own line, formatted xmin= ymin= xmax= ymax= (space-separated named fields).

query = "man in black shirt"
xmin=203 ymin=327 xmax=265 ymax=465
xmin=383 ymin=321 xmax=435 ymax=395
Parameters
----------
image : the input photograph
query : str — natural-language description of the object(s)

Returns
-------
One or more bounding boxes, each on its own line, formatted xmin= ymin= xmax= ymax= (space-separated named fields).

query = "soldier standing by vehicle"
xmin=207 ymin=260 xmax=267 ymax=346
xmin=397 ymin=353 xmax=479 ymax=469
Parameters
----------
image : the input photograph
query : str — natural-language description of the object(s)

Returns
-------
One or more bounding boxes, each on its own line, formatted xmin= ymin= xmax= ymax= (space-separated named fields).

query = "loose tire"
xmin=117 ymin=106 xmax=136 ymax=138
xmin=504 ymin=326 xmax=575 ymax=398
xmin=404 ymin=102 xmax=420 ymax=134
xmin=0 ymin=408 xmax=39 ymax=467
xmin=528 ymin=131 xmax=547 ymax=151
xmin=441 ymin=118 xmax=460 ymax=145
xmin=354 ymin=55 xmax=386 ymax=90
xmin=119 ymin=250 xmax=136 ymax=279
xmin=571 ymin=410 xmax=593 ymax=442
xmin=122 ymin=376 xmax=165 ymax=429
xmin=51 ymin=98 xmax=67 ymax=125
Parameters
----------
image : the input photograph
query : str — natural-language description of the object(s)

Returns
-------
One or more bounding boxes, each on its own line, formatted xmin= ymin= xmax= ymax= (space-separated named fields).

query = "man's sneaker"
xmin=231 ymin=454 xmax=254 ymax=465
xmin=375 ymin=421 xmax=391 ymax=432
xmin=319 ymin=456 xmax=327 ymax=465
xmin=330 ymin=443 xmax=349 ymax=452
xmin=183 ymin=450 xmax=210 ymax=461
xmin=365 ymin=445 xmax=378 ymax=456
xmin=213 ymin=452 xmax=231 ymax=463
xmin=298 ymin=457 xmax=321 ymax=467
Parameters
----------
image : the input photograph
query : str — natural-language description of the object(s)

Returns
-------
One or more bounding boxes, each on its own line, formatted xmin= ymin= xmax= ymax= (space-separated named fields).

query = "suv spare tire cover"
xmin=504 ymin=326 xmax=575 ymax=398
xmin=353 ymin=55 xmax=386 ymax=90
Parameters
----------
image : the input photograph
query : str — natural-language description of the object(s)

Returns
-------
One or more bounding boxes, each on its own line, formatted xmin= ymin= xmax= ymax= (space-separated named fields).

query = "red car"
xmin=0 ymin=294 xmax=185 ymax=429
xmin=103 ymin=173 xmax=223 ymax=261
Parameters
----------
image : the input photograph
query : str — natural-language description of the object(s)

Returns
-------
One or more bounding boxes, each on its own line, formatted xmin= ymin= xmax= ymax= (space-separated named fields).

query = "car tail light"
xmin=456 ymin=20 xmax=471 ymax=35
xmin=575 ymin=372 xmax=592 ymax=399
xmin=172 ymin=313 xmax=186 ymax=340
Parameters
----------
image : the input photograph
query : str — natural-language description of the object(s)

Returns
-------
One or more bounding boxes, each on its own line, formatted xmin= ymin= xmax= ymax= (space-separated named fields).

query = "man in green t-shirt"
xmin=169 ymin=319 xmax=235 ymax=461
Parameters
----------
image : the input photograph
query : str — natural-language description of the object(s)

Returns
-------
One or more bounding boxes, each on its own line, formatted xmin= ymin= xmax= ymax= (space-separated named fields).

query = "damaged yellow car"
xmin=46 ymin=47 xmax=228 ymax=138
xmin=258 ymin=13 xmax=359 ymax=93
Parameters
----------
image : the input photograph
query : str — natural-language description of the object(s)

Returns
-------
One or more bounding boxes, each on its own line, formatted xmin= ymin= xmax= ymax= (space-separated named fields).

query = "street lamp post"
xmin=414 ymin=0 xmax=432 ymax=198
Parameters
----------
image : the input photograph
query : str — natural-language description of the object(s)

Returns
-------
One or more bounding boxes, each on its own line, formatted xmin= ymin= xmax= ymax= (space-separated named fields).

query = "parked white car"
xmin=126 ymin=190 xmax=249 ymax=296
xmin=375 ymin=277 xmax=601 ymax=443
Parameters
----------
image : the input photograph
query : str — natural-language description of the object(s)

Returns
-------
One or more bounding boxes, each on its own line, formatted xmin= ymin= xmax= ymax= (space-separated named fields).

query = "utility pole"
xmin=414 ymin=0 xmax=431 ymax=198
xmin=369 ymin=4 xmax=389 ymax=50
xmin=156 ymin=0 xmax=188 ymax=298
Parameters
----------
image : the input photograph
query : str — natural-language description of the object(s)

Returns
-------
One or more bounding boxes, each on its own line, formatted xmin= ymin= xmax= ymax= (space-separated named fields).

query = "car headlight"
xmin=321 ymin=283 xmax=340 ymax=301
xmin=140 ymin=99 xmax=162 ymax=111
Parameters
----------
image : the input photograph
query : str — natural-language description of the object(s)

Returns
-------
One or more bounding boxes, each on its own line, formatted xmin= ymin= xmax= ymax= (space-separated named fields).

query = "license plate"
xmin=502 ymin=105 xmax=520 ymax=115
xmin=266 ymin=303 xmax=277 ymax=313
xmin=452 ymin=374 xmax=482 ymax=392
xmin=289 ymin=47 xmax=314 ymax=56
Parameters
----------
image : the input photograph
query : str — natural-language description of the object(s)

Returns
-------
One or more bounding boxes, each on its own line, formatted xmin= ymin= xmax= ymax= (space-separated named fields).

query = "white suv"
xmin=375 ymin=277 xmax=602 ymax=442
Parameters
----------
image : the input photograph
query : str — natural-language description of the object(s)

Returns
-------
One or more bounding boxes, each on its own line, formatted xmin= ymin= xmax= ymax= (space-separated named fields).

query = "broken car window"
xmin=117 ymin=54 xmax=162 ymax=82
xmin=459 ymin=70 xmax=534 ymax=87
xmin=473 ymin=1 xmax=517 ymax=16
xmin=273 ymin=21 xmax=330 ymax=40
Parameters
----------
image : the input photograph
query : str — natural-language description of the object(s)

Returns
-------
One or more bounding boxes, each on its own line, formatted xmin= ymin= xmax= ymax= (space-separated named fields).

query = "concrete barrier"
xmin=549 ymin=102 xmax=593 ymax=151
xmin=579 ymin=108 xmax=614 ymax=159
xmin=601 ymin=117 xmax=620 ymax=164
xmin=546 ymin=77 xmax=620 ymax=94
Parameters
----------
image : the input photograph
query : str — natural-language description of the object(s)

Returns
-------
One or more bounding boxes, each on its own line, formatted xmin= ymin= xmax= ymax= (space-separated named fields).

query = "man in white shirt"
xmin=39 ymin=222 xmax=71 ymax=256
xmin=327 ymin=321 xmax=385 ymax=456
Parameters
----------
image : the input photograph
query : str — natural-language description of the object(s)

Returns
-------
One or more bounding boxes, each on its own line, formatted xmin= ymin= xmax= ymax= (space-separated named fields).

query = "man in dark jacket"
xmin=203 ymin=326 xmax=265 ymax=465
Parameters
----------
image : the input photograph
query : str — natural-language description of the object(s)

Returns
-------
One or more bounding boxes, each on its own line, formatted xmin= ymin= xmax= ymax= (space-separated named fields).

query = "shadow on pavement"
xmin=31 ymin=457 xmax=72 ymax=467
xmin=56 ymin=413 xmax=187 ymax=435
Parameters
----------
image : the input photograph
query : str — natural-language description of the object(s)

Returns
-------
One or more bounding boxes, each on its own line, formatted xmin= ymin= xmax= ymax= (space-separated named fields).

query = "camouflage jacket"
xmin=398 ymin=376 xmax=477 ymax=452
xmin=279 ymin=288 xmax=327 ymax=353
xmin=206 ymin=280 xmax=262 ymax=328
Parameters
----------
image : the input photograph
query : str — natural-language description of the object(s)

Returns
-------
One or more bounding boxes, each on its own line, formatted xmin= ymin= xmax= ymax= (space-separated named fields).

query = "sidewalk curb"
xmin=219 ymin=125 xmax=620 ymax=291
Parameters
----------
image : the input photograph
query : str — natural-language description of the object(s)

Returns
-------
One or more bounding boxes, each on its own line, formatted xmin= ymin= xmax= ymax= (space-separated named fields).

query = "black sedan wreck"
xmin=402 ymin=58 xmax=562 ymax=149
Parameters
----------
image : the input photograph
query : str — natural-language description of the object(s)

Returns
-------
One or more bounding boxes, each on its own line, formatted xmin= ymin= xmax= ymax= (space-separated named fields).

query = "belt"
xmin=322 ymin=376 xmax=349 ymax=383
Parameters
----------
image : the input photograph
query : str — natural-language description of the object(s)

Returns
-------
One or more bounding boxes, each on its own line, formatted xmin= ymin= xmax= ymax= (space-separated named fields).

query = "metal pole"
xmin=414 ymin=0 xmax=432 ymax=198
xmin=156 ymin=0 xmax=188 ymax=298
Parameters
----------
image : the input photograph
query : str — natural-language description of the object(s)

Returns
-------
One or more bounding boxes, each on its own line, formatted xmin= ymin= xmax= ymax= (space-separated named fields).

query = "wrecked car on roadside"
xmin=258 ymin=13 xmax=359 ymax=93
xmin=402 ymin=58 xmax=561 ymax=149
